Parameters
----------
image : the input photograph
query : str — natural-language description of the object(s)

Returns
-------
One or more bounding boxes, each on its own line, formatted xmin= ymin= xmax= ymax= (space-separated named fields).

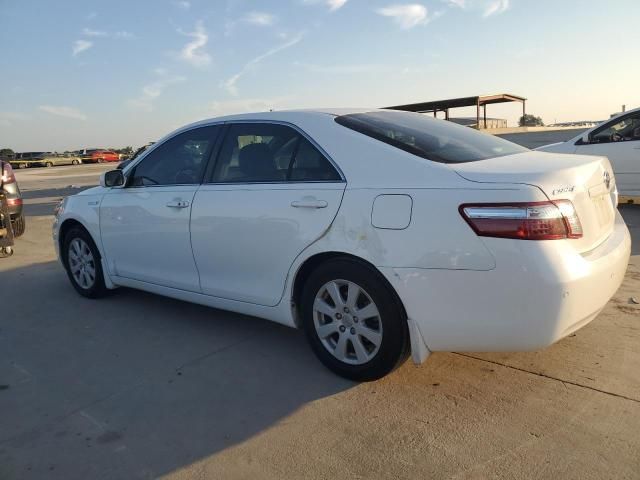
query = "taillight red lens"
xmin=1 ymin=163 xmax=16 ymax=184
xmin=459 ymin=201 xmax=583 ymax=240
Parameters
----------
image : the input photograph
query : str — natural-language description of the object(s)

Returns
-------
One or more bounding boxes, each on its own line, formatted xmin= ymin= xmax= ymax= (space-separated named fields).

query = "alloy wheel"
xmin=313 ymin=279 xmax=383 ymax=365
xmin=68 ymin=238 xmax=96 ymax=289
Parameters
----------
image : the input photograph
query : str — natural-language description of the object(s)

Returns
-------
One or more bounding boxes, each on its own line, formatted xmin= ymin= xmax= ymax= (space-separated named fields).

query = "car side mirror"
xmin=100 ymin=169 xmax=125 ymax=188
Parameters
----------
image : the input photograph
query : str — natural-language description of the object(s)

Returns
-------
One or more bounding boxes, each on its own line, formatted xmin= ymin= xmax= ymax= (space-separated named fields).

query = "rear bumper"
xmin=383 ymin=211 xmax=631 ymax=352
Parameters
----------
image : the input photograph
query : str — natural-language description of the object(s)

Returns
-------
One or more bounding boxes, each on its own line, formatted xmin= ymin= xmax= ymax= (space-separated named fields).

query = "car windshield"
xmin=335 ymin=110 xmax=528 ymax=163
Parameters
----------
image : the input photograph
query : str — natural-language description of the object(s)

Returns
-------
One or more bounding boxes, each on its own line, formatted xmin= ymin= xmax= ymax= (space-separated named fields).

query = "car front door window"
xmin=131 ymin=126 xmax=219 ymax=186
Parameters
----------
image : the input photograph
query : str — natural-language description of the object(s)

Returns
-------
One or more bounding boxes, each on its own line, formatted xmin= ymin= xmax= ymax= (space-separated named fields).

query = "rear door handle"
xmin=166 ymin=200 xmax=190 ymax=209
xmin=291 ymin=199 xmax=328 ymax=209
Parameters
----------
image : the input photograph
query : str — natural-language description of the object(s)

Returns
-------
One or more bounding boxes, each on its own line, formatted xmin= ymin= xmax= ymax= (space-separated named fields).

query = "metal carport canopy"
xmin=383 ymin=93 xmax=527 ymax=128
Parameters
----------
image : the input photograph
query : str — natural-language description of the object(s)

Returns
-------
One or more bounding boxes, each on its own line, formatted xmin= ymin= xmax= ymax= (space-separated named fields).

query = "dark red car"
xmin=80 ymin=149 xmax=120 ymax=163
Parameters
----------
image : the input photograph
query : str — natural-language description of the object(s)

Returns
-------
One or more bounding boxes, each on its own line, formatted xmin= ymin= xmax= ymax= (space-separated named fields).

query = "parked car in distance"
xmin=53 ymin=109 xmax=631 ymax=380
xmin=9 ymin=152 xmax=47 ymax=169
xmin=78 ymin=149 xmax=119 ymax=163
xmin=538 ymin=106 xmax=640 ymax=201
xmin=1 ymin=160 xmax=25 ymax=236
xmin=31 ymin=152 xmax=82 ymax=168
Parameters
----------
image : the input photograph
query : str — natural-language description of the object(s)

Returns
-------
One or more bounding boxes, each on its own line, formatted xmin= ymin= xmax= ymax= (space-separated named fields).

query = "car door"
xmin=575 ymin=111 xmax=640 ymax=197
xmin=100 ymin=124 xmax=222 ymax=291
xmin=190 ymin=121 xmax=346 ymax=306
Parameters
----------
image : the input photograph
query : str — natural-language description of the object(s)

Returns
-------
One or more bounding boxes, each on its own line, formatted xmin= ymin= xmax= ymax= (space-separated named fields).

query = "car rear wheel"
xmin=97 ymin=158 xmax=105 ymax=163
xmin=72 ymin=159 xmax=80 ymax=165
xmin=45 ymin=162 xmax=53 ymax=168
xmin=62 ymin=227 xmax=108 ymax=298
xmin=11 ymin=214 xmax=25 ymax=237
xmin=301 ymin=258 xmax=409 ymax=381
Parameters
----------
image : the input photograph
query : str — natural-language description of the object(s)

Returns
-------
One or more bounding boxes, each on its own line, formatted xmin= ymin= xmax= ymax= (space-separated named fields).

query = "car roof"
xmin=181 ymin=108 xmax=383 ymax=130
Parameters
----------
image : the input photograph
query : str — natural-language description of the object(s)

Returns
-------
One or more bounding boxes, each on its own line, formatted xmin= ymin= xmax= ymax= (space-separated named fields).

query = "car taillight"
xmin=1 ymin=163 xmax=16 ymax=184
xmin=459 ymin=200 xmax=583 ymax=240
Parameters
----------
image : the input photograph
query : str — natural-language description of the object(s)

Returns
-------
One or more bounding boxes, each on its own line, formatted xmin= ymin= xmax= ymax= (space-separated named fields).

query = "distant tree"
xmin=114 ymin=146 xmax=133 ymax=155
xmin=519 ymin=114 xmax=544 ymax=127
xmin=0 ymin=148 xmax=15 ymax=157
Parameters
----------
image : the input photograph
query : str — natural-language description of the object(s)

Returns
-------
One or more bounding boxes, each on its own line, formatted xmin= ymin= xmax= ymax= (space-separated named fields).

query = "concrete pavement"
xmin=0 ymin=163 xmax=638 ymax=479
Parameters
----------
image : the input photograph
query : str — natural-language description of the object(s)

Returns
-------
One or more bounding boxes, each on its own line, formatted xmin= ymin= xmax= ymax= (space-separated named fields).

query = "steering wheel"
xmin=611 ymin=132 xmax=624 ymax=142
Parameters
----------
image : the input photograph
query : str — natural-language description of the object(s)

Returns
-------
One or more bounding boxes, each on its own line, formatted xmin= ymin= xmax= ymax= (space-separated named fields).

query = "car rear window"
xmin=335 ymin=110 xmax=527 ymax=163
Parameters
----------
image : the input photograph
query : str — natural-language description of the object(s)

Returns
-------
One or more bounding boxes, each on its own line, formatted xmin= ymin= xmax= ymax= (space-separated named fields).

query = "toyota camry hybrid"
xmin=53 ymin=109 xmax=631 ymax=380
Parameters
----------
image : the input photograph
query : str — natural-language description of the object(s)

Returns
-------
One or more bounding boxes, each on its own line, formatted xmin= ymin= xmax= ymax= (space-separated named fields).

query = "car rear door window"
xmin=211 ymin=123 xmax=341 ymax=183
xmin=130 ymin=125 xmax=220 ymax=186
xmin=335 ymin=110 xmax=527 ymax=163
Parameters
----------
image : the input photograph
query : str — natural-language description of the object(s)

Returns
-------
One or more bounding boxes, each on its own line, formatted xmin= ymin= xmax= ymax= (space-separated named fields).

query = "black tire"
xmin=97 ymin=158 xmax=105 ymax=163
xmin=45 ymin=162 xmax=53 ymax=168
xmin=301 ymin=258 xmax=409 ymax=381
xmin=62 ymin=226 xmax=108 ymax=298
xmin=72 ymin=159 xmax=79 ymax=165
xmin=11 ymin=214 xmax=25 ymax=237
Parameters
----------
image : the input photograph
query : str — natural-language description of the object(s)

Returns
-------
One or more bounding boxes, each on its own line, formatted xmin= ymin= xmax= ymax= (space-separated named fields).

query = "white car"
xmin=53 ymin=109 xmax=631 ymax=380
xmin=538 ymin=107 xmax=640 ymax=200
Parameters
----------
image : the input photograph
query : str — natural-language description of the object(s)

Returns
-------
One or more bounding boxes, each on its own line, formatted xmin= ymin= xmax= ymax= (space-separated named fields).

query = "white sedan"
xmin=538 ymin=107 xmax=640 ymax=200
xmin=53 ymin=109 xmax=631 ymax=380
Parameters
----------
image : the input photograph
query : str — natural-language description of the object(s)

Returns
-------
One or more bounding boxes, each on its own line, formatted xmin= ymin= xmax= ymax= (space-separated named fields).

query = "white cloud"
xmin=178 ymin=21 xmax=211 ymax=67
xmin=86 ymin=12 xmax=97 ymax=20
xmin=441 ymin=0 xmax=465 ymax=7
xmin=82 ymin=27 xmax=107 ymax=37
xmin=377 ymin=4 xmax=430 ymax=29
xmin=222 ymin=34 xmax=303 ymax=95
xmin=174 ymin=0 xmax=191 ymax=9
xmin=39 ymin=105 xmax=87 ymax=121
xmin=82 ymin=27 xmax=133 ymax=39
xmin=72 ymin=39 xmax=93 ymax=56
xmin=128 ymin=69 xmax=186 ymax=111
xmin=244 ymin=11 xmax=276 ymax=26
xmin=327 ymin=0 xmax=348 ymax=10
xmin=303 ymin=0 xmax=348 ymax=11
xmin=483 ymin=0 xmax=509 ymax=17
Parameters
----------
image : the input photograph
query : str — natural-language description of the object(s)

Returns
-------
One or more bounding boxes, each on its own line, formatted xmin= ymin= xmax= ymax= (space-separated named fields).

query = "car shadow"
xmin=0 ymin=260 xmax=354 ymax=479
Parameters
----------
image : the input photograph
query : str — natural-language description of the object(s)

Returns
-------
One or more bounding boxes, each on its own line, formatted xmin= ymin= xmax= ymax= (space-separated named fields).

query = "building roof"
xmin=384 ymin=93 xmax=526 ymax=113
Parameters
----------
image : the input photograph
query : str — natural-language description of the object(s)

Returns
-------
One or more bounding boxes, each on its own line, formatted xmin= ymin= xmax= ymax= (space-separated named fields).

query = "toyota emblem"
xmin=603 ymin=171 xmax=611 ymax=190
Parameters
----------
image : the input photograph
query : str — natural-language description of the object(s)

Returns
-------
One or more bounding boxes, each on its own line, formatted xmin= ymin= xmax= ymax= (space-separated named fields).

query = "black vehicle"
xmin=1 ymin=160 xmax=26 ymax=237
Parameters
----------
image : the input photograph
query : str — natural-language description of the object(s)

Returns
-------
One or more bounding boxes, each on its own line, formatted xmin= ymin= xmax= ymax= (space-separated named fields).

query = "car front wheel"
xmin=62 ymin=227 xmax=108 ymax=298
xmin=301 ymin=259 xmax=409 ymax=381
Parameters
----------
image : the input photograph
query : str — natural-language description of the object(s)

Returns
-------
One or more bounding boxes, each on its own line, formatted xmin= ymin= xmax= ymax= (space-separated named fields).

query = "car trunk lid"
xmin=451 ymin=151 xmax=617 ymax=252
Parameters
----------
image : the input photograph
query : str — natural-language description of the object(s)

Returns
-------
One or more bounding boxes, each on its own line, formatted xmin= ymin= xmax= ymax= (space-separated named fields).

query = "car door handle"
xmin=291 ymin=199 xmax=328 ymax=209
xmin=166 ymin=200 xmax=190 ymax=208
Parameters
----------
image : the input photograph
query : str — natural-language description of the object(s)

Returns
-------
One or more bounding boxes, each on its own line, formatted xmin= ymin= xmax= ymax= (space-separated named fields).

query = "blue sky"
xmin=1 ymin=0 xmax=639 ymax=151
